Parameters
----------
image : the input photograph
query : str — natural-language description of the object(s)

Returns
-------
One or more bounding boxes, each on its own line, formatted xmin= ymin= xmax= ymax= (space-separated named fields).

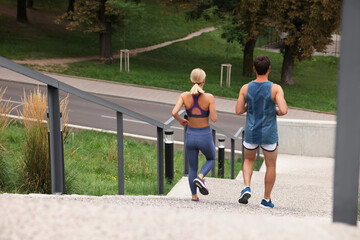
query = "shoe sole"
xmin=259 ymin=203 xmax=274 ymax=209
xmin=238 ymin=192 xmax=251 ymax=204
xmin=193 ymin=179 xmax=209 ymax=195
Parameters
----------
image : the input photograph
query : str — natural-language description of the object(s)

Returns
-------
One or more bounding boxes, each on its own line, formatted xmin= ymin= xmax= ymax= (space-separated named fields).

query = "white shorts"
xmin=243 ymin=141 xmax=278 ymax=152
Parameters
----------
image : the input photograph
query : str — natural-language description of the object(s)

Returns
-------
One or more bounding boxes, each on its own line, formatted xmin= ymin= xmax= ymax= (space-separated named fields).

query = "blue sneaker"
xmin=238 ymin=187 xmax=251 ymax=204
xmin=260 ymin=199 xmax=274 ymax=208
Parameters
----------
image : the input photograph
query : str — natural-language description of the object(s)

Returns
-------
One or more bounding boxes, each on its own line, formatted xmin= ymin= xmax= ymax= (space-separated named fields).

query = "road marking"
xmin=101 ymin=115 xmax=184 ymax=130
xmin=1 ymin=99 xmax=22 ymax=105
xmin=102 ymin=115 xmax=150 ymax=125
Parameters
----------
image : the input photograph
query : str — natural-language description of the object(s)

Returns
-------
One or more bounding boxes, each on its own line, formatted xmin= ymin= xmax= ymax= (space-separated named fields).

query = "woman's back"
xmin=182 ymin=92 xmax=215 ymax=128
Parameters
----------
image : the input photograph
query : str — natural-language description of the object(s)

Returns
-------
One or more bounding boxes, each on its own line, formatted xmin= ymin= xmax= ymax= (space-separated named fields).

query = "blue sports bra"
xmin=186 ymin=94 xmax=210 ymax=118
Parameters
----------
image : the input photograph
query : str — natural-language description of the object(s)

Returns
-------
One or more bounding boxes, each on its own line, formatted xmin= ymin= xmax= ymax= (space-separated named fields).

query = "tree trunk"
xmin=242 ymin=39 xmax=256 ymax=77
xmin=281 ymin=45 xmax=295 ymax=85
xmin=27 ymin=0 xmax=34 ymax=9
xmin=99 ymin=0 xmax=113 ymax=64
xmin=67 ymin=0 xmax=75 ymax=13
xmin=17 ymin=0 xmax=29 ymax=23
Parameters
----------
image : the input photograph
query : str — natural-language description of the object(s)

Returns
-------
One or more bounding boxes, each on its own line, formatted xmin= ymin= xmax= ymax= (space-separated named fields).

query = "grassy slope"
xmin=0 ymin=124 xmax=243 ymax=195
xmin=0 ymin=0 xmax=211 ymax=59
xmin=59 ymin=30 xmax=338 ymax=113
xmin=0 ymin=0 xmax=337 ymax=112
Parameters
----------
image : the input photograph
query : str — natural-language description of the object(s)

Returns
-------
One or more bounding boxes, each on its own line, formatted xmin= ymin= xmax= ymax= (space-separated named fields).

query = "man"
xmin=235 ymin=55 xmax=288 ymax=208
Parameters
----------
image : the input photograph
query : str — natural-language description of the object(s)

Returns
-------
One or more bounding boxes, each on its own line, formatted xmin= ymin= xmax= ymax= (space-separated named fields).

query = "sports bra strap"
xmin=186 ymin=94 xmax=210 ymax=118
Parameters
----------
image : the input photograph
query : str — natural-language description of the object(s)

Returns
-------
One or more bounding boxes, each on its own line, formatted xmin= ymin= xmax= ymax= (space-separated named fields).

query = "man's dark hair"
xmin=254 ymin=55 xmax=270 ymax=75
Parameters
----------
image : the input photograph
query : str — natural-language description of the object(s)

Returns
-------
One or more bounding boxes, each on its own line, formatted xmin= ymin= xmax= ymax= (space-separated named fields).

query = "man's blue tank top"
xmin=244 ymin=81 xmax=278 ymax=145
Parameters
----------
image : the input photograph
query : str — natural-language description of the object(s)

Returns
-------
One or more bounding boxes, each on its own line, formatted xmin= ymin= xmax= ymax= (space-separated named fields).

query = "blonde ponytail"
xmin=190 ymin=68 xmax=206 ymax=95
xmin=190 ymin=83 xmax=205 ymax=95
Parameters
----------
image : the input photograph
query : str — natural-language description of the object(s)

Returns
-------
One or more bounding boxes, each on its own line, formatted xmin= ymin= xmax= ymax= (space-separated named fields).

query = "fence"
xmin=256 ymin=27 xmax=341 ymax=57
xmin=0 ymin=56 xmax=260 ymax=196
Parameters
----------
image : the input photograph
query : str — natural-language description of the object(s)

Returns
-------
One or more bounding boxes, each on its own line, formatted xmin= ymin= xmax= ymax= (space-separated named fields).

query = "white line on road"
xmin=1 ymin=99 xmax=22 ymax=105
xmin=101 ymin=115 xmax=184 ymax=130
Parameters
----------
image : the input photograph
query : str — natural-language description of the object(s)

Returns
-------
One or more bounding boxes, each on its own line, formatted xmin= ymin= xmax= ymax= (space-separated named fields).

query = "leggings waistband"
xmin=186 ymin=126 xmax=211 ymax=135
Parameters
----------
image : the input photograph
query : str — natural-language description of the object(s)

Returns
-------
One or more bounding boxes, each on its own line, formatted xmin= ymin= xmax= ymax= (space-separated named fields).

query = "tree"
xmin=160 ymin=0 xmax=267 ymax=77
xmin=232 ymin=0 xmax=268 ymax=77
xmin=57 ymin=0 xmax=142 ymax=64
xmin=67 ymin=0 xmax=75 ymax=13
xmin=27 ymin=0 xmax=34 ymax=9
xmin=269 ymin=0 xmax=342 ymax=85
xmin=17 ymin=0 xmax=29 ymax=23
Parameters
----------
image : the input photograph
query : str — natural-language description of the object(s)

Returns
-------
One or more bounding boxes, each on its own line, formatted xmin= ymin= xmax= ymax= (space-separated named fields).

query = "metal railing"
xmin=164 ymin=112 xmax=261 ymax=179
xmin=0 ymin=56 xmax=260 ymax=196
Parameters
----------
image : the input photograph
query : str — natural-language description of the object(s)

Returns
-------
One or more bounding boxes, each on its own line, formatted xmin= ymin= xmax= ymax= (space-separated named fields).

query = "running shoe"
xmin=193 ymin=177 xmax=209 ymax=195
xmin=260 ymin=199 xmax=274 ymax=208
xmin=238 ymin=187 xmax=251 ymax=204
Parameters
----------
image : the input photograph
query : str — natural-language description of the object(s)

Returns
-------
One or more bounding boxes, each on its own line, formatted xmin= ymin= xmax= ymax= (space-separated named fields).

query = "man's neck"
xmin=254 ymin=74 xmax=268 ymax=82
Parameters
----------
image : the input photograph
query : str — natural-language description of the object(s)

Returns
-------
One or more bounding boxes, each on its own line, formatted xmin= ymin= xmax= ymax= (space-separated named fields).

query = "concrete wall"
xmin=278 ymin=119 xmax=336 ymax=158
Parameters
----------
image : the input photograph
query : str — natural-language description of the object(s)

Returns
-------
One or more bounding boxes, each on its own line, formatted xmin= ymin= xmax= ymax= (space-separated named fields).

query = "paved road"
xmin=1 ymin=80 xmax=246 ymax=150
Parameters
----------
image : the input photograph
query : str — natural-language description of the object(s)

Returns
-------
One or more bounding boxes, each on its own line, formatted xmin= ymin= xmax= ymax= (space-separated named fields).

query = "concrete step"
xmin=1 ymin=193 xmax=359 ymax=239
xmin=168 ymin=154 xmax=334 ymax=218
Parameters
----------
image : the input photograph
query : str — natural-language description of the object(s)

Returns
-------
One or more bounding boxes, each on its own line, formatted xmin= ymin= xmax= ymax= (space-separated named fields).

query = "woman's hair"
xmin=190 ymin=68 xmax=206 ymax=95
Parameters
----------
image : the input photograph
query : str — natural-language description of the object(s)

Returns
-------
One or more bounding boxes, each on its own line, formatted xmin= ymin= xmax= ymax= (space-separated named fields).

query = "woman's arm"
xmin=172 ymin=94 xmax=188 ymax=126
xmin=235 ymin=84 xmax=248 ymax=115
xmin=208 ymin=94 xmax=217 ymax=123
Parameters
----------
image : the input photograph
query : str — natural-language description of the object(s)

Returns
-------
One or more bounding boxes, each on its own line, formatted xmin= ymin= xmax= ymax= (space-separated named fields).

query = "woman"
xmin=172 ymin=68 xmax=217 ymax=201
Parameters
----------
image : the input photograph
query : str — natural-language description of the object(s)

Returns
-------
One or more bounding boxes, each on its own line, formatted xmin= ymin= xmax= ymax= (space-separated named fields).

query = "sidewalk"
xmin=0 ymin=66 xmax=336 ymax=121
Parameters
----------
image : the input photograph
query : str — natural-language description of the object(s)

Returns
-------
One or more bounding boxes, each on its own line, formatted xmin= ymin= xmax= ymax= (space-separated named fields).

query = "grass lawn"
xmin=0 ymin=0 xmax=337 ymax=112
xmin=0 ymin=0 xmax=211 ymax=59
xmin=0 ymin=123 xmax=244 ymax=196
xmin=49 ymin=30 xmax=338 ymax=113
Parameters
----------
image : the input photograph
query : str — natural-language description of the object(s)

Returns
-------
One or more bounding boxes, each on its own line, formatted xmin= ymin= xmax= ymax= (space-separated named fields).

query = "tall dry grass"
xmin=20 ymin=87 xmax=70 ymax=193
xmin=20 ymin=87 xmax=50 ymax=193
xmin=0 ymin=87 xmax=13 ymax=140
xmin=0 ymin=87 xmax=13 ymax=190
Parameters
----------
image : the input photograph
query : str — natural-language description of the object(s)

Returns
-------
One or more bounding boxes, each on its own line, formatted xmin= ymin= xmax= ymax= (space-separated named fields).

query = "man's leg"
xmin=243 ymin=148 xmax=257 ymax=187
xmin=262 ymin=148 xmax=278 ymax=199
xmin=238 ymin=148 xmax=257 ymax=204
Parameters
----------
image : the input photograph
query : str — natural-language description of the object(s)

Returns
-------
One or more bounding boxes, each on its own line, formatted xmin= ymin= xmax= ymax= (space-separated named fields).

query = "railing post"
xmin=157 ymin=127 xmax=164 ymax=195
xmin=47 ymin=85 xmax=65 ymax=194
xmin=165 ymin=130 xmax=174 ymax=183
xmin=231 ymin=138 xmax=235 ymax=179
xmin=116 ymin=111 xmax=124 ymax=195
xmin=183 ymin=115 xmax=189 ymax=176
xmin=333 ymin=0 xmax=360 ymax=226
xmin=218 ymin=138 xmax=225 ymax=178
xmin=211 ymin=129 xmax=216 ymax=177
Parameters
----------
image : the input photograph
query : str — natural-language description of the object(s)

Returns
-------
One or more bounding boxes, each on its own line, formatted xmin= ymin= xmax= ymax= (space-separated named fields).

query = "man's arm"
xmin=274 ymin=84 xmax=288 ymax=116
xmin=235 ymin=84 xmax=248 ymax=115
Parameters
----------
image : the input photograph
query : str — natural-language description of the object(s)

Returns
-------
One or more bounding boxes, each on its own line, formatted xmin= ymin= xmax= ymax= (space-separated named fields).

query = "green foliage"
xmin=0 ymin=151 xmax=6 ymax=190
xmin=22 ymin=126 xmax=50 ymax=193
xmin=55 ymin=30 xmax=337 ymax=112
xmin=1 ymin=124 xmax=245 ymax=196
xmin=269 ymin=0 xmax=342 ymax=61
xmin=0 ymin=1 xmax=210 ymax=59
xmin=56 ymin=0 xmax=144 ymax=34
xmin=0 ymin=87 xmax=12 ymax=190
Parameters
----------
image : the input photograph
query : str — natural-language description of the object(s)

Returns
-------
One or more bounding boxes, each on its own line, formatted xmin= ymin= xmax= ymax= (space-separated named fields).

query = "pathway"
xmin=13 ymin=27 xmax=216 ymax=66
